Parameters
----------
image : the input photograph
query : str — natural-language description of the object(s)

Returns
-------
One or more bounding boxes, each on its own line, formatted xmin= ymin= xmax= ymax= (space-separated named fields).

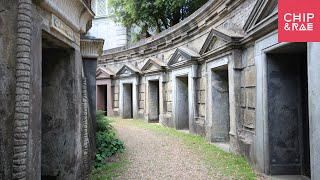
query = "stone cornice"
xmin=81 ymin=37 xmax=104 ymax=59
xmin=39 ymin=0 xmax=95 ymax=33
xmin=100 ymin=0 xmax=246 ymax=62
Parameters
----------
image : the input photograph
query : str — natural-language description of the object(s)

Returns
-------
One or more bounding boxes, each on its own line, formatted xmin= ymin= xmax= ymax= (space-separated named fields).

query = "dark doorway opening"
xmin=148 ymin=80 xmax=160 ymax=122
xmin=176 ymin=76 xmax=189 ymax=130
xmin=267 ymin=43 xmax=310 ymax=177
xmin=211 ymin=65 xmax=230 ymax=142
xmin=97 ymin=85 xmax=108 ymax=115
xmin=41 ymin=32 xmax=74 ymax=179
xmin=123 ymin=83 xmax=133 ymax=119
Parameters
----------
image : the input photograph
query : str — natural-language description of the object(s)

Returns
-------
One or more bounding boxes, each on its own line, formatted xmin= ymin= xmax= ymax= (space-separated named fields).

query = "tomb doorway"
xmin=175 ymin=76 xmax=189 ymax=130
xmin=123 ymin=83 xmax=133 ymax=119
xmin=267 ymin=43 xmax=310 ymax=177
xmin=148 ymin=80 xmax=160 ymax=122
xmin=211 ymin=65 xmax=230 ymax=142
xmin=41 ymin=32 xmax=75 ymax=179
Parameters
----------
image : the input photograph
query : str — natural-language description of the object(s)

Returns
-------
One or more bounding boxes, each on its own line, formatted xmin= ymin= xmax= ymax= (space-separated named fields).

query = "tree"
xmin=108 ymin=0 xmax=208 ymax=33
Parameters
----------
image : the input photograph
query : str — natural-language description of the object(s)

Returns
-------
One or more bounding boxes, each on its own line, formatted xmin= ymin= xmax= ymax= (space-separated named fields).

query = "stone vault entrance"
xmin=41 ymin=32 xmax=76 ymax=179
xmin=148 ymin=80 xmax=160 ymax=122
xmin=97 ymin=85 xmax=108 ymax=115
xmin=211 ymin=65 xmax=230 ymax=142
xmin=266 ymin=43 xmax=310 ymax=177
xmin=123 ymin=83 xmax=133 ymax=119
xmin=175 ymin=76 xmax=189 ymax=130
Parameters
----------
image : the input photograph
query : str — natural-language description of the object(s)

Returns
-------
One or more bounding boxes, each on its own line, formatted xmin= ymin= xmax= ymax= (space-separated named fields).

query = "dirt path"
xmin=113 ymin=120 xmax=211 ymax=180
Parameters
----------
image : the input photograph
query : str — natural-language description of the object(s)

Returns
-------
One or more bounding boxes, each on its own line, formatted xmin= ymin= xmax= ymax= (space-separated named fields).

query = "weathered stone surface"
xmin=140 ymin=92 xmax=145 ymax=101
xmin=200 ymin=91 xmax=206 ymax=104
xmin=245 ymin=66 xmax=256 ymax=87
xmin=200 ymin=78 xmax=206 ymax=90
xmin=199 ymin=104 xmax=205 ymax=117
xmin=244 ymin=109 xmax=255 ymax=129
xmin=114 ymin=85 xmax=119 ymax=93
xmin=241 ymin=88 xmax=246 ymax=107
xmin=246 ymin=87 xmax=256 ymax=108
xmin=167 ymin=102 xmax=172 ymax=112
xmin=166 ymin=81 xmax=172 ymax=91
xmin=114 ymin=101 xmax=119 ymax=108
xmin=247 ymin=46 xmax=255 ymax=66
xmin=167 ymin=93 xmax=172 ymax=102
xmin=139 ymin=101 xmax=145 ymax=109
xmin=139 ymin=84 xmax=145 ymax=92
xmin=114 ymin=94 xmax=119 ymax=101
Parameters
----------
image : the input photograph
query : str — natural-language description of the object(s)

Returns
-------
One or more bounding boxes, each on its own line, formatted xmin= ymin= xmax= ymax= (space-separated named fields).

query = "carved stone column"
xmin=80 ymin=36 xmax=104 ymax=168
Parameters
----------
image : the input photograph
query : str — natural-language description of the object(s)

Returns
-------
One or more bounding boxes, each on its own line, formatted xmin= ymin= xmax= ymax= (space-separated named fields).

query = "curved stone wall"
xmin=98 ymin=0 xmax=258 ymax=158
xmin=97 ymin=0 xmax=320 ymax=178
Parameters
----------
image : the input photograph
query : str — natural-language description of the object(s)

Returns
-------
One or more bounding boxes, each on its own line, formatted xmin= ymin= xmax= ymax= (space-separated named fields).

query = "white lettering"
xmin=293 ymin=14 xmax=301 ymax=22
xmin=307 ymin=23 xmax=313 ymax=31
xmin=284 ymin=13 xmax=292 ymax=22
xmin=307 ymin=13 xmax=314 ymax=22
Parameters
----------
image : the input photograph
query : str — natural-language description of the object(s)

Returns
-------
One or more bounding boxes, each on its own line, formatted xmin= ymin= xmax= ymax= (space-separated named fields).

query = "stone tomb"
xmin=210 ymin=65 xmax=230 ymax=142
xmin=175 ymin=76 xmax=189 ymax=130
xmin=148 ymin=80 xmax=160 ymax=122
xmin=123 ymin=83 xmax=133 ymax=119
xmin=116 ymin=64 xmax=141 ymax=119
xmin=96 ymin=67 xmax=115 ymax=116
xmin=266 ymin=43 xmax=310 ymax=176
xmin=41 ymin=32 xmax=78 ymax=179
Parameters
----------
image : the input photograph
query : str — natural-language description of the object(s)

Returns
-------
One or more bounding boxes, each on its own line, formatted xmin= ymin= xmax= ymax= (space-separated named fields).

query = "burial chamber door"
xmin=267 ymin=43 xmax=310 ymax=177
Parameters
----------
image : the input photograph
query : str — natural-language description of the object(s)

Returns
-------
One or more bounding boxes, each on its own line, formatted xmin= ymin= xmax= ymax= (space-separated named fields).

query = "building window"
xmin=92 ymin=0 xmax=108 ymax=17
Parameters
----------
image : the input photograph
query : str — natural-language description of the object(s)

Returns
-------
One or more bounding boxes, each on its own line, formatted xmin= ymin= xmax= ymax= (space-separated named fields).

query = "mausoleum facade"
xmin=97 ymin=0 xmax=320 ymax=179
xmin=0 ymin=0 xmax=103 ymax=179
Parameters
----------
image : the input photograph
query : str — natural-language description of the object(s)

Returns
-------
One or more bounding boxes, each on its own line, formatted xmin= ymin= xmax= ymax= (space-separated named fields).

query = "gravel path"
xmin=113 ymin=120 xmax=212 ymax=180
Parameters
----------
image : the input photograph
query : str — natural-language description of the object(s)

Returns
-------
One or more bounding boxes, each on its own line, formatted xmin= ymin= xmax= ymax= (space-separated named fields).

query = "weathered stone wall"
xmin=163 ymin=74 xmax=173 ymax=127
xmin=96 ymin=0 xmax=320 ymax=178
xmin=98 ymin=0 xmax=256 ymax=135
xmin=196 ymin=64 xmax=206 ymax=135
xmin=238 ymin=46 xmax=256 ymax=158
xmin=0 ymin=1 xmax=18 ymax=179
xmin=0 ymin=0 xmax=96 ymax=179
xmin=138 ymin=79 xmax=145 ymax=117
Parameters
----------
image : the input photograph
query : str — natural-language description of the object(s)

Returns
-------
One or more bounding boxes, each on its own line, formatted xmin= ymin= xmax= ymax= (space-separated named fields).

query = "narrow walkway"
xmin=113 ymin=120 xmax=211 ymax=180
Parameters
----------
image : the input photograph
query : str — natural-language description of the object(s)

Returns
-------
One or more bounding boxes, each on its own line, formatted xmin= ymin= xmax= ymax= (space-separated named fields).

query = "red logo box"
xmin=278 ymin=0 xmax=320 ymax=42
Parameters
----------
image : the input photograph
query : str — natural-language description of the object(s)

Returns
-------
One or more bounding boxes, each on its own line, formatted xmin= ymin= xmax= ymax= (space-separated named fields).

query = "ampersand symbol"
xmin=284 ymin=23 xmax=290 ymax=31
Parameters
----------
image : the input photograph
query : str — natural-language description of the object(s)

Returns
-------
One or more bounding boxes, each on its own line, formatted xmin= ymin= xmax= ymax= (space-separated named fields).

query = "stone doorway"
xmin=175 ymin=76 xmax=189 ymax=130
xmin=123 ymin=83 xmax=133 ymax=119
xmin=211 ymin=65 xmax=230 ymax=142
xmin=41 ymin=32 xmax=75 ymax=179
xmin=148 ymin=80 xmax=160 ymax=122
xmin=97 ymin=85 xmax=108 ymax=115
xmin=267 ymin=43 xmax=310 ymax=177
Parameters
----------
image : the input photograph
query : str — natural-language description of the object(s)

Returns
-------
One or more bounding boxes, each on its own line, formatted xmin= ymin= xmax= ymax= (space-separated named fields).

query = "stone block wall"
xmin=139 ymin=82 xmax=145 ymax=111
xmin=237 ymin=45 xmax=256 ymax=160
xmin=240 ymin=46 xmax=256 ymax=131
xmin=113 ymin=82 xmax=120 ymax=115
xmin=195 ymin=64 xmax=206 ymax=135
xmin=0 ymin=1 xmax=18 ymax=179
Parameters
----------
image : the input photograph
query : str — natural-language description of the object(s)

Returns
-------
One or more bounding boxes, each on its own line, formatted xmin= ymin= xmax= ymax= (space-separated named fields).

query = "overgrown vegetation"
xmin=108 ymin=0 xmax=209 ymax=33
xmin=94 ymin=111 xmax=125 ymax=168
xmin=110 ymin=117 xmax=257 ymax=180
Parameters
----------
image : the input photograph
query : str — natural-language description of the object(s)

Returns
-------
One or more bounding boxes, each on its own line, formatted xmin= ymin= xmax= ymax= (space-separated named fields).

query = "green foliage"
xmin=96 ymin=111 xmax=114 ymax=133
xmin=108 ymin=0 xmax=209 ymax=33
xmin=94 ymin=112 xmax=125 ymax=168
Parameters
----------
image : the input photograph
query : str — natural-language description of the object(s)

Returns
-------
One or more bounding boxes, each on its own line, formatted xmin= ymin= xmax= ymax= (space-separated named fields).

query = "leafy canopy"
xmin=108 ymin=0 xmax=209 ymax=33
